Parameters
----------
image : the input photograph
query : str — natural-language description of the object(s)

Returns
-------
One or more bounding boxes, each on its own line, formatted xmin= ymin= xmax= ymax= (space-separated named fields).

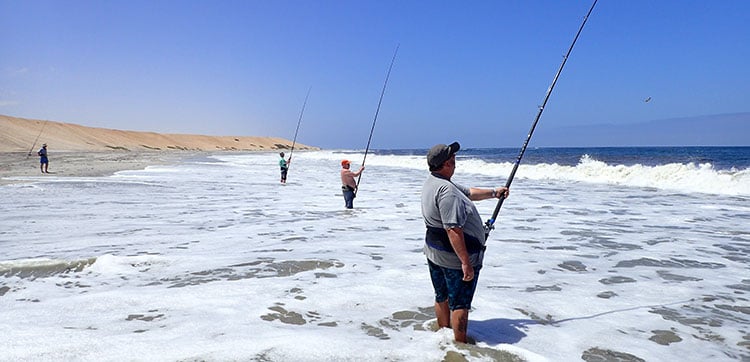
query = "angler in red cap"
xmin=340 ymin=159 xmax=364 ymax=209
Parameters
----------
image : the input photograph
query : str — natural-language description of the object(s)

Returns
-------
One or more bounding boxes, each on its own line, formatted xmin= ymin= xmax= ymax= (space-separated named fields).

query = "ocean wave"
xmin=86 ymin=254 xmax=171 ymax=275
xmin=0 ymin=254 xmax=173 ymax=280
xmin=297 ymin=151 xmax=750 ymax=197
xmin=511 ymin=154 xmax=750 ymax=197
xmin=0 ymin=257 xmax=97 ymax=279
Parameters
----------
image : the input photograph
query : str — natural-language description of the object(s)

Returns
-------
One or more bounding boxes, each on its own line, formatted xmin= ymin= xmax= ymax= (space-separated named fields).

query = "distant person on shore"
xmin=37 ymin=143 xmax=49 ymax=173
xmin=421 ymin=141 xmax=509 ymax=343
xmin=340 ymin=159 xmax=364 ymax=209
xmin=279 ymin=152 xmax=291 ymax=183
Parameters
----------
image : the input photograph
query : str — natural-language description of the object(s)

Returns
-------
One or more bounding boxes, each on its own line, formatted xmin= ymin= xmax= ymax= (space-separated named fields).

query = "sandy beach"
xmin=0 ymin=114 xmax=317 ymax=185
xmin=0 ymin=151 xmax=196 ymax=185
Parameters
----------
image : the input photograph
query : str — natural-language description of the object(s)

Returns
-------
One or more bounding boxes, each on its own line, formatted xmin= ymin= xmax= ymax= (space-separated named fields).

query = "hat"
xmin=341 ymin=159 xmax=351 ymax=166
xmin=42 ymin=143 xmax=47 ymax=147
xmin=427 ymin=142 xmax=460 ymax=169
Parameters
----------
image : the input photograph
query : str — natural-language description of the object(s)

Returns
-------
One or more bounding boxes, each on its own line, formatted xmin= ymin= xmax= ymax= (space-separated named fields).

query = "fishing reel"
xmin=483 ymin=220 xmax=494 ymax=239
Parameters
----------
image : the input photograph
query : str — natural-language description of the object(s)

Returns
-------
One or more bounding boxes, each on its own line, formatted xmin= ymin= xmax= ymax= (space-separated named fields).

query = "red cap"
xmin=341 ymin=159 xmax=350 ymax=166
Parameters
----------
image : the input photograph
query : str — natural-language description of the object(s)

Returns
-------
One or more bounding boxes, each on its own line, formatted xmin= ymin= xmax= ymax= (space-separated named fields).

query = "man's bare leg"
xmin=450 ymin=308 xmax=469 ymax=343
xmin=435 ymin=300 xmax=450 ymax=329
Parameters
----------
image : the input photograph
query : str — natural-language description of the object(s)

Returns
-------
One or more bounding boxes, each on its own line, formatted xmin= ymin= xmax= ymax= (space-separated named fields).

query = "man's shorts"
xmin=428 ymin=259 xmax=481 ymax=311
xmin=40 ymin=156 xmax=48 ymax=164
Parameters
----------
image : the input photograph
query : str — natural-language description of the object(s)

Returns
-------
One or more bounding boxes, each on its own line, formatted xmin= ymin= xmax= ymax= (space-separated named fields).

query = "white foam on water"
xmin=307 ymin=150 xmax=750 ymax=197
xmin=0 ymin=151 xmax=747 ymax=361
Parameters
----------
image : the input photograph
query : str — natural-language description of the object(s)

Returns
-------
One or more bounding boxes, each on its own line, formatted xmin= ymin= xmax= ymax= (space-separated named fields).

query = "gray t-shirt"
xmin=421 ymin=173 xmax=486 ymax=269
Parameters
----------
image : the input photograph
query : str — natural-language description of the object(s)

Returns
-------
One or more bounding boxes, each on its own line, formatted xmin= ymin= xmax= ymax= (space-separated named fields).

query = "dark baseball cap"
xmin=427 ymin=141 xmax=460 ymax=169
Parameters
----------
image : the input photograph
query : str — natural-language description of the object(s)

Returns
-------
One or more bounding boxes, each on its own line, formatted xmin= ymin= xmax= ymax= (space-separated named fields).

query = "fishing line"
xmin=27 ymin=119 xmax=49 ymax=157
xmin=485 ymin=0 xmax=598 ymax=236
xmin=286 ymin=86 xmax=311 ymax=171
xmin=355 ymin=44 xmax=399 ymax=195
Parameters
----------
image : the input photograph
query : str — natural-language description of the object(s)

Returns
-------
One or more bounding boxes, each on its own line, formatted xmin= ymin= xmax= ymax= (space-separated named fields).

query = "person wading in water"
xmin=340 ymin=159 xmax=364 ymax=209
xmin=420 ymin=141 xmax=509 ymax=343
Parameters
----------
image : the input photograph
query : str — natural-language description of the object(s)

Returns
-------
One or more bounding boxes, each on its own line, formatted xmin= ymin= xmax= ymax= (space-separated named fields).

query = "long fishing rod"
xmin=27 ymin=120 xmax=49 ymax=157
xmin=354 ymin=44 xmax=399 ymax=195
xmin=286 ymin=86 xmax=312 ymax=169
xmin=485 ymin=0 xmax=597 ymax=236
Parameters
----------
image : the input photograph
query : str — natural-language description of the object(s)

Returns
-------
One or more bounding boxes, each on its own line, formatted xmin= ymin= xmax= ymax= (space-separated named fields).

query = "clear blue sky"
xmin=1 ymin=1 xmax=748 ymax=149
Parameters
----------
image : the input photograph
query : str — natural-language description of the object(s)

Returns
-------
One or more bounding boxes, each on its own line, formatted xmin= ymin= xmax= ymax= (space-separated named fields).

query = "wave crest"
xmin=295 ymin=151 xmax=750 ymax=196
xmin=515 ymin=155 xmax=749 ymax=196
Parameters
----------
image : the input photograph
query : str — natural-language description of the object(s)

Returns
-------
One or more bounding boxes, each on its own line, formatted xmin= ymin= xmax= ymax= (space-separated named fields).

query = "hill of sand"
xmin=0 ymin=114 xmax=318 ymax=152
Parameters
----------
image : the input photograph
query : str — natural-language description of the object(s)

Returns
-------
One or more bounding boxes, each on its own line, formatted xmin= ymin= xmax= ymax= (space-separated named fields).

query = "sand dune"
xmin=0 ymin=114 xmax=317 ymax=152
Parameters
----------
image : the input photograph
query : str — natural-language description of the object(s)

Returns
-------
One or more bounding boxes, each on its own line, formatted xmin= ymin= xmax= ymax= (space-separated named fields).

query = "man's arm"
xmin=446 ymin=227 xmax=474 ymax=281
xmin=468 ymin=187 xmax=509 ymax=201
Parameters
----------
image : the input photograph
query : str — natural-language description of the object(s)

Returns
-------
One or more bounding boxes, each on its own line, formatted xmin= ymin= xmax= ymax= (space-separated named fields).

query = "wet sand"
xmin=0 ymin=151 xmax=193 ymax=185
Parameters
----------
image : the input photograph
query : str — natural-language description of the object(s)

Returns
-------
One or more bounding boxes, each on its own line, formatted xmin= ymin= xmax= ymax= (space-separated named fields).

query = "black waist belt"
xmin=425 ymin=226 xmax=485 ymax=254
xmin=342 ymin=185 xmax=355 ymax=192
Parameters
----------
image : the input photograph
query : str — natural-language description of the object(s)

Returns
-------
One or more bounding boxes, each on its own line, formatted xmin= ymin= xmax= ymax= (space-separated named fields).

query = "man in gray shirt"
xmin=421 ymin=141 xmax=509 ymax=343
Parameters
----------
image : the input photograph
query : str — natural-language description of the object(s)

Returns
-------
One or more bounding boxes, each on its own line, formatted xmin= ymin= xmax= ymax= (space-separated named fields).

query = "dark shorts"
xmin=341 ymin=185 xmax=355 ymax=209
xmin=428 ymin=259 xmax=481 ymax=311
xmin=40 ymin=156 xmax=48 ymax=164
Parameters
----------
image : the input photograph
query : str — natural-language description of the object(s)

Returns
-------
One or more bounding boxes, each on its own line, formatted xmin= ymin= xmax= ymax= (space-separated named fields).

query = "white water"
xmin=1 ymin=151 xmax=748 ymax=361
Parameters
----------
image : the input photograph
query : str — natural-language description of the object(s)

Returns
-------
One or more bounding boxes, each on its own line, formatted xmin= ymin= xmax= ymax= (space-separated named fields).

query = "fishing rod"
xmin=286 ymin=86 xmax=311 ymax=169
xmin=27 ymin=120 xmax=49 ymax=157
xmin=354 ymin=44 xmax=399 ymax=195
xmin=485 ymin=0 xmax=597 ymax=237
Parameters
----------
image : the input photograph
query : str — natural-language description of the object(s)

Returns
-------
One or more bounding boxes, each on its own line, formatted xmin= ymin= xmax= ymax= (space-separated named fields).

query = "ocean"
xmin=1 ymin=146 xmax=748 ymax=361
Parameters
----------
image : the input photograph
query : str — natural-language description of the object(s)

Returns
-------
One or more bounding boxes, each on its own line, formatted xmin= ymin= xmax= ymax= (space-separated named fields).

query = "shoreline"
xmin=1 ymin=114 xmax=319 ymax=186
xmin=0 ymin=151 xmax=214 ymax=185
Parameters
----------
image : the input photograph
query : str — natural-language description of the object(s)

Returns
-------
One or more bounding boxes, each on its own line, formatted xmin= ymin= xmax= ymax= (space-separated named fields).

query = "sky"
xmin=1 ymin=0 xmax=748 ymax=149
